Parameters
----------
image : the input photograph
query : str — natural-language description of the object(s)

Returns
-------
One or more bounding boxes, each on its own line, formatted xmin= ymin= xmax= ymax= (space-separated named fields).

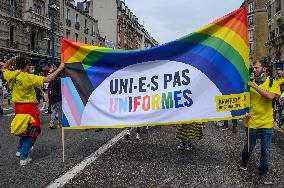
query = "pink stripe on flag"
xmin=62 ymin=85 xmax=82 ymax=126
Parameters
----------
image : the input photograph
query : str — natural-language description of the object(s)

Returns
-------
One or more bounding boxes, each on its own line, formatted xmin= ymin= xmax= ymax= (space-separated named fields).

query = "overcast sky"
xmin=75 ymin=0 xmax=244 ymax=44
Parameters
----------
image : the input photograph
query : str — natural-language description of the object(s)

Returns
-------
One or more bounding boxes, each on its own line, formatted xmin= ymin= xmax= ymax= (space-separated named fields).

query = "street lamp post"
xmin=50 ymin=0 xmax=59 ymax=65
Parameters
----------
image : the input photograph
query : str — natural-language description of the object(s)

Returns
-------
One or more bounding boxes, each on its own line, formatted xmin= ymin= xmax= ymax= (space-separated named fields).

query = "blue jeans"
xmin=242 ymin=128 xmax=273 ymax=175
xmin=17 ymin=136 xmax=32 ymax=160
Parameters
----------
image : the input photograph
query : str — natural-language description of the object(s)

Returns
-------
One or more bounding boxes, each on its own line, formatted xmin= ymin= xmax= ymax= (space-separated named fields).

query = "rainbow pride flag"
xmin=61 ymin=7 xmax=249 ymax=129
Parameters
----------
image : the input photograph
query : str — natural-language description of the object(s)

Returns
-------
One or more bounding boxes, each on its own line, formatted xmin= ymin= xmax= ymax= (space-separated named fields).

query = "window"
xmin=276 ymin=27 xmax=280 ymax=36
xmin=34 ymin=4 xmax=41 ymax=14
xmin=66 ymin=30 xmax=70 ymax=39
xmin=270 ymin=29 xmax=275 ymax=39
xmin=10 ymin=26 xmax=14 ymax=42
xmin=75 ymin=33 xmax=78 ymax=42
xmin=9 ymin=0 xmax=14 ymax=6
xmin=276 ymin=0 xmax=281 ymax=13
xmin=118 ymin=23 xmax=121 ymax=32
xmin=248 ymin=2 xmax=254 ymax=13
xmin=248 ymin=15 xmax=253 ymax=26
xmin=280 ymin=24 xmax=284 ymax=34
xmin=276 ymin=46 xmax=281 ymax=58
xmin=47 ymin=39 xmax=51 ymax=55
xmin=249 ymin=43 xmax=254 ymax=54
xmin=118 ymin=35 xmax=121 ymax=45
xmin=92 ymin=24 xmax=95 ymax=33
xmin=268 ymin=25 xmax=272 ymax=39
xmin=41 ymin=4 xmax=45 ymax=16
xmin=248 ymin=29 xmax=254 ymax=41
xmin=75 ymin=14 xmax=79 ymax=23
xmin=121 ymin=2 xmax=125 ymax=11
xmin=268 ymin=4 xmax=272 ymax=20
xmin=30 ymin=33 xmax=35 ymax=51
xmin=66 ymin=8 xmax=70 ymax=19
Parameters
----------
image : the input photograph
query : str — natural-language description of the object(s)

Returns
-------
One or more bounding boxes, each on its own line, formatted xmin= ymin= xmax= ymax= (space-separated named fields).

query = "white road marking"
xmin=46 ymin=129 xmax=128 ymax=188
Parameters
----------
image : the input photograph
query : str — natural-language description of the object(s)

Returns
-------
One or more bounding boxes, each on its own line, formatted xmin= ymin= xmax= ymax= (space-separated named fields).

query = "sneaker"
xmin=240 ymin=163 xmax=248 ymax=171
xmin=221 ymin=127 xmax=228 ymax=131
xmin=16 ymin=151 xmax=20 ymax=157
xmin=259 ymin=174 xmax=273 ymax=185
xmin=124 ymin=130 xmax=131 ymax=140
xmin=49 ymin=123 xmax=55 ymax=129
xmin=184 ymin=141 xmax=192 ymax=151
xmin=184 ymin=144 xmax=192 ymax=151
xmin=44 ymin=110 xmax=49 ymax=114
xmin=135 ymin=133 xmax=140 ymax=140
xmin=20 ymin=157 xmax=32 ymax=166
xmin=177 ymin=142 xmax=185 ymax=150
xmin=57 ymin=124 xmax=62 ymax=129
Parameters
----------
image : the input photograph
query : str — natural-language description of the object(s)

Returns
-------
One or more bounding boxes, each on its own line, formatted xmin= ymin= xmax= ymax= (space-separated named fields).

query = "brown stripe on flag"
xmin=65 ymin=63 xmax=94 ymax=106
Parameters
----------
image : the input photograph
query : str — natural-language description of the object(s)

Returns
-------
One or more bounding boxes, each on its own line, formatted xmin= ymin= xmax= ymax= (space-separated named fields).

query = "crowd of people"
xmin=0 ymin=56 xmax=283 ymax=185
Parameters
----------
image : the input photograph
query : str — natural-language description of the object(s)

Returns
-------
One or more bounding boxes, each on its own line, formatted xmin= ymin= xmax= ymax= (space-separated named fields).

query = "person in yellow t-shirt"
xmin=274 ymin=70 xmax=284 ymax=127
xmin=240 ymin=60 xmax=280 ymax=184
xmin=276 ymin=70 xmax=284 ymax=85
xmin=0 ymin=56 xmax=64 ymax=166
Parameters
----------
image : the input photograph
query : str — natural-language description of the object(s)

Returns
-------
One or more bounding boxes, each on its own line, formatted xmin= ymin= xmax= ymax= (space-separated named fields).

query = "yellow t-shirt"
xmin=244 ymin=77 xmax=281 ymax=129
xmin=3 ymin=70 xmax=44 ymax=103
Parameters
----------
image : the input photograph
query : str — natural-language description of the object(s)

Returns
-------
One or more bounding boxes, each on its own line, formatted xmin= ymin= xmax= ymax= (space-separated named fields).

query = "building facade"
xmin=242 ymin=0 xmax=268 ymax=65
xmin=0 ymin=0 xmax=61 ymax=65
xmin=63 ymin=0 xmax=103 ymax=46
xmin=0 ymin=0 xmax=105 ymax=66
xmin=116 ymin=0 xmax=158 ymax=49
xmin=92 ymin=0 xmax=158 ymax=49
xmin=265 ymin=0 xmax=284 ymax=73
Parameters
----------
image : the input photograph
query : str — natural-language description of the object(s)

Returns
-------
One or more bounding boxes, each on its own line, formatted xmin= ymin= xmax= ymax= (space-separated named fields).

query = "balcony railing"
xmin=23 ymin=10 xmax=51 ymax=29
xmin=9 ymin=6 xmax=22 ymax=18
xmin=66 ymin=19 xmax=71 ymax=26
xmin=6 ymin=40 xmax=19 ymax=49
xmin=75 ymin=22 xmax=80 ymax=30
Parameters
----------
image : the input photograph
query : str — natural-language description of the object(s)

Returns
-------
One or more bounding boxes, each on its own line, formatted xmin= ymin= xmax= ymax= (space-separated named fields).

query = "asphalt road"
xmin=64 ymin=123 xmax=284 ymax=188
xmin=0 ymin=106 xmax=121 ymax=188
xmin=1 ymin=105 xmax=284 ymax=188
